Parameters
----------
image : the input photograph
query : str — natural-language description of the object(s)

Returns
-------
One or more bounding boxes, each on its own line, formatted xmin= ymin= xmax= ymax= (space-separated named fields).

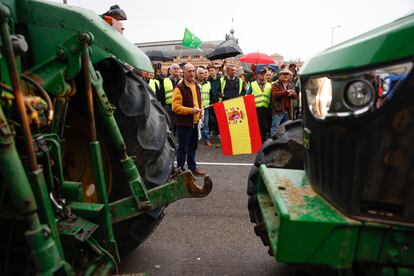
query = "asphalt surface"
xmin=119 ymin=141 xmax=289 ymax=275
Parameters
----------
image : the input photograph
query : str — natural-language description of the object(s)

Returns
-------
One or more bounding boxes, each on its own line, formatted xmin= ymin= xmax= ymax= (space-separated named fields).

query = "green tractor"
xmin=0 ymin=0 xmax=211 ymax=274
xmin=248 ymin=13 xmax=414 ymax=275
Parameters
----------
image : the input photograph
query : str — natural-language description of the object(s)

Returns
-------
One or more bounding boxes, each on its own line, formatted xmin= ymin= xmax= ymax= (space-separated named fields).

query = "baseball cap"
xmin=279 ymin=68 xmax=292 ymax=75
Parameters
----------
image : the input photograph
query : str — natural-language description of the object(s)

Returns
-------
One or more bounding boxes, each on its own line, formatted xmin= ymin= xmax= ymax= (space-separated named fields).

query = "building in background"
xmin=270 ymin=53 xmax=284 ymax=66
xmin=135 ymin=28 xmax=245 ymax=73
xmin=135 ymin=28 xmax=296 ymax=73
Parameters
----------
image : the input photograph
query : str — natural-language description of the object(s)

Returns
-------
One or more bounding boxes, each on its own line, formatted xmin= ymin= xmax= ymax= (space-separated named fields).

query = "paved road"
xmin=119 ymin=143 xmax=289 ymax=275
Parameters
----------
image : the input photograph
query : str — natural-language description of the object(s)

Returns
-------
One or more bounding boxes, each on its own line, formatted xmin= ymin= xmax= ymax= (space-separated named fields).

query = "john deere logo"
xmin=226 ymin=107 xmax=244 ymax=125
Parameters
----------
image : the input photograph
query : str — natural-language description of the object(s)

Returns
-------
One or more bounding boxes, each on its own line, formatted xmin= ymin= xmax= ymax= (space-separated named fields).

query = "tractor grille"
xmin=304 ymin=101 xmax=414 ymax=225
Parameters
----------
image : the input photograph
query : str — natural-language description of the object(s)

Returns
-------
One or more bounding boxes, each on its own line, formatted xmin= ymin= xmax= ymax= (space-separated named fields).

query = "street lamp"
xmin=331 ymin=25 xmax=342 ymax=46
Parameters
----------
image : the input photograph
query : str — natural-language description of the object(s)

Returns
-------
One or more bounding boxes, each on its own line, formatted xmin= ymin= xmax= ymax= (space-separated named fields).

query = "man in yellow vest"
xmin=207 ymin=66 xmax=221 ymax=147
xmin=150 ymin=71 xmax=161 ymax=92
xmin=247 ymin=67 xmax=271 ymax=142
xmin=142 ymin=70 xmax=162 ymax=101
xmin=217 ymin=64 xmax=246 ymax=101
xmin=196 ymin=67 xmax=213 ymax=147
xmin=161 ymin=63 xmax=182 ymax=132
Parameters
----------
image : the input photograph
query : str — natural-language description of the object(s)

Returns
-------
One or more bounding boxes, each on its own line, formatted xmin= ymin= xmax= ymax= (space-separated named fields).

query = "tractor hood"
xmin=301 ymin=12 xmax=414 ymax=76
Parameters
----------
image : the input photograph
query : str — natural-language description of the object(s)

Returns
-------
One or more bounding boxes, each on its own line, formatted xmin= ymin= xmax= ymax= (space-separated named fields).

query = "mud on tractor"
xmin=0 ymin=0 xmax=211 ymax=274
xmin=248 ymin=13 xmax=414 ymax=275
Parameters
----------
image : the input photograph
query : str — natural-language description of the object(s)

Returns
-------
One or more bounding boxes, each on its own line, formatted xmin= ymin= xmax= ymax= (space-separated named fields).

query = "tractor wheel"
xmin=247 ymin=119 xmax=304 ymax=255
xmin=95 ymin=59 xmax=176 ymax=257
xmin=65 ymin=58 xmax=176 ymax=257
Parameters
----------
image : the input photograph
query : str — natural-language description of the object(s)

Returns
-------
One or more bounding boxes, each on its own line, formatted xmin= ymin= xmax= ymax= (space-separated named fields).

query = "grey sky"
xmin=53 ymin=0 xmax=413 ymax=61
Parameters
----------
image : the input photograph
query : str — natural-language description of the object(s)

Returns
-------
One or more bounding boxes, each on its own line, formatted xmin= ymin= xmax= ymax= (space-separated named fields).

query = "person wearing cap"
xmin=247 ymin=67 xmax=271 ymax=142
xmin=172 ymin=63 xmax=206 ymax=177
xmin=152 ymin=62 xmax=165 ymax=80
xmin=217 ymin=64 xmax=246 ymax=101
xmin=161 ymin=63 xmax=182 ymax=132
xmin=151 ymin=61 xmax=164 ymax=97
xmin=270 ymin=68 xmax=297 ymax=136
xmin=196 ymin=67 xmax=213 ymax=147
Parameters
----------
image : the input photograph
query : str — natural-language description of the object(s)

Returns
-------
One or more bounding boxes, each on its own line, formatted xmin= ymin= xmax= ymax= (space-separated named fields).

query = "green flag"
xmin=181 ymin=28 xmax=202 ymax=49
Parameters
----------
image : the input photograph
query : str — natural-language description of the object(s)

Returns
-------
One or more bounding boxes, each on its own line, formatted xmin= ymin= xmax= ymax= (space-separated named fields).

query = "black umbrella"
xmin=206 ymin=40 xmax=243 ymax=60
xmin=145 ymin=50 xmax=174 ymax=62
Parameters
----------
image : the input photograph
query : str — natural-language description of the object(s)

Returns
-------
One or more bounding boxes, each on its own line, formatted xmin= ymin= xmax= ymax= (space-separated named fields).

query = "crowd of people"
xmin=140 ymin=61 xmax=300 ymax=175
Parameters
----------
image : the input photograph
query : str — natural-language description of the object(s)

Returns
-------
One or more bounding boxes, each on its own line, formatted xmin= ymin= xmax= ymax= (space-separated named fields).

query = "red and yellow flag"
xmin=213 ymin=95 xmax=262 ymax=155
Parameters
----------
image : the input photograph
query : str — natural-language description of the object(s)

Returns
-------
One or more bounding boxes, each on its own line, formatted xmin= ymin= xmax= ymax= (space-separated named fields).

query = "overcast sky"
xmin=53 ymin=0 xmax=413 ymax=62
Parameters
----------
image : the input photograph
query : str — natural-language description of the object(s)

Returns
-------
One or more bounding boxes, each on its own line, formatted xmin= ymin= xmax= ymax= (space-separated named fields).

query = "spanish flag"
xmin=213 ymin=95 xmax=262 ymax=155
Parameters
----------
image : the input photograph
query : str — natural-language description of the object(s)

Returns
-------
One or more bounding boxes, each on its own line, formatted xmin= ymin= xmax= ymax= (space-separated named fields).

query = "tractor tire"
xmin=93 ymin=59 xmax=176 ymax=257
xmin=247 ymin=119 xmax=304 ymax=255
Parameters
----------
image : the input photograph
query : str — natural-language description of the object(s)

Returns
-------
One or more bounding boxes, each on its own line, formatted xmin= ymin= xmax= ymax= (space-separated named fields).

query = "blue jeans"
xmin=201 ymin=108 xmax=210 ymax=141
xmin=271 ymin=112 xmax=289 ymax=137
xmin=176 ymin=125 xmax=199 ymax=171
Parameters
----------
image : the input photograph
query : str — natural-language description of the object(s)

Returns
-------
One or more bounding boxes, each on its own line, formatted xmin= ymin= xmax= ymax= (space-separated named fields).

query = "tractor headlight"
xmin=306 ymin=77 xmax=332 ymax=119
xmin=304 ymin=62 xmax=413 ymax=120
xmin=345 ymin=80 xmax=374 ymax=107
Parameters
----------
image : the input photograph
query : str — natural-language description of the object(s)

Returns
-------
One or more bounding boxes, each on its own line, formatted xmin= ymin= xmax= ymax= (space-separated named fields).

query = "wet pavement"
xmin=119 ymin=142 xmax=289 ymax=275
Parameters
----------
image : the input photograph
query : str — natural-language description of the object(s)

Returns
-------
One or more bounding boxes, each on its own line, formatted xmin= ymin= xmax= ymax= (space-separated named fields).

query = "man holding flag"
xmin=172 ymin=63 xmax=206 ymax=177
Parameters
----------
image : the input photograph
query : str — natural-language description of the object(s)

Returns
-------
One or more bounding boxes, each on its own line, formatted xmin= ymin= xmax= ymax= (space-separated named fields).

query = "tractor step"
xmin=68 ymin=201 xmax=104 ymax=218
xmin=57 ymin=216 xmax=98 ymax=242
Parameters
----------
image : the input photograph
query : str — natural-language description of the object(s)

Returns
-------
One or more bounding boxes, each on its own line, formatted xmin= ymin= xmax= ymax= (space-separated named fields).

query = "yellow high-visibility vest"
xmin=154 ymin=79 xmax=160 ymax=89
xmin=251 ymin=81 xmax=271 ymax=108
xmin=198 ymin=81 xmax=211 ymax=107
xmin=164 ymin=78 xmax=181 ymax=105
xmin=220 ymin=77 xmax=243 ymax=95
xmin=148 ymin=79 xmax=157 ymax=94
